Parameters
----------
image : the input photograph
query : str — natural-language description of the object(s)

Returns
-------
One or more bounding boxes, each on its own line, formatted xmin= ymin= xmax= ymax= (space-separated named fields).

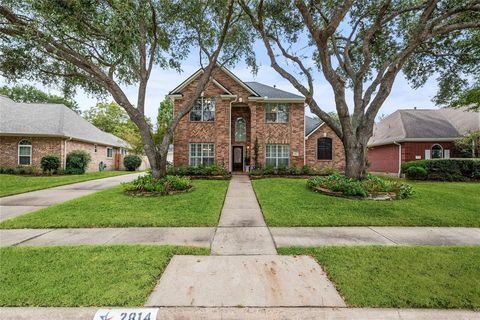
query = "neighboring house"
xmin=368 ymin=107 xmax=480 ymax=175
xmin=168 ymin=66 xmax=345 ymax=172
xmin=0 ymin=95 xmax=129 ymax=172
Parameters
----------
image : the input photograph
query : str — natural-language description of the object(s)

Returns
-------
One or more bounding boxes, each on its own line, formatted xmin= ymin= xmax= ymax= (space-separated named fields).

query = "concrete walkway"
xmin=0 ymin=173 xmax=142 ymax=222
xmin=1 ymin=307 xmax=478 ymax=320
xmin=146 ymin=175 xmax=346 ymax=308
xmin=2 ymin=226 xmax=479 ymax=247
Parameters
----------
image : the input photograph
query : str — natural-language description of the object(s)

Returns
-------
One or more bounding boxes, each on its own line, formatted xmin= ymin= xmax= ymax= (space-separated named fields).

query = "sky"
xmin=0 ymin=40 xmax=441 ymax=122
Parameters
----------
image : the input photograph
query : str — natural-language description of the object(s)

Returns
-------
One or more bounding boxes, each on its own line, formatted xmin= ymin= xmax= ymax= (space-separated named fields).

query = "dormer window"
xmin=266 ymin=104 xmax=289 ymax=123
xmin=190 ymin=97 xmax=215 ymax=122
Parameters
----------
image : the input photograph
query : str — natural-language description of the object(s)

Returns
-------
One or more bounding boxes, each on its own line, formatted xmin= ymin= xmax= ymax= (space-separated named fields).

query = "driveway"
xmin=0 ymin=172 xmax=142 ymax=222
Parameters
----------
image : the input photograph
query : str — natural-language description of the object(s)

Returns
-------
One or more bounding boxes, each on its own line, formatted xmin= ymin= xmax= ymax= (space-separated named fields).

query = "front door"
xmin=232 ymin=146 xmax=243 ymax=171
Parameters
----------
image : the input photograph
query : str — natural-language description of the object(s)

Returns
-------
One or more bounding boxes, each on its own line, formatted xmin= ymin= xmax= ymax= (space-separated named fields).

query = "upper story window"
xmin=235 ymin=118 xmax=246 ymax=142
xmin=317 ymin=137 xmax=333 ymax=160
xmin=266 ymin=104 xmax=289 ymax=123
xmin=431 ymin=144 xmax=443 ymax=159
xmin=18 ymin=139 xmax=32 ymax=165
xmin=190 ymin=97 xmax=215 ymax=122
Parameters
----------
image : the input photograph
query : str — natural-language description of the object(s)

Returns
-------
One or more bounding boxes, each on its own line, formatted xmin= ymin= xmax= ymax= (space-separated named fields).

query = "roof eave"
xmin=247 ymin=97 xmax=305 ymax=103
xmin=368 ymin=137 xmax=462 ymax=147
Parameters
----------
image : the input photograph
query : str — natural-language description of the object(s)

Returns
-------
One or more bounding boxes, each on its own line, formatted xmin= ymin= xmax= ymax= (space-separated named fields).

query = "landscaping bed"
xmin=278 ymin=246 xmax=480 ymax=309
xmin=0 ymin=179 xmax=229 ymax=228
xmin=0 ymin=245 xmax=208 ymax=306
xmin=252 ymin=178 xmax=480 ymax=227
xmin=167 ymin=164 xmax=231 ymax=180
xmin=0 ymin=171 xmax=132 ymax=197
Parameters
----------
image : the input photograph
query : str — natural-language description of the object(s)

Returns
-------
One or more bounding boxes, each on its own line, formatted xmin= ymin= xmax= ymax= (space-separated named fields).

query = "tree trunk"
xmin=343 ymin=136 xmax=368 ymax=180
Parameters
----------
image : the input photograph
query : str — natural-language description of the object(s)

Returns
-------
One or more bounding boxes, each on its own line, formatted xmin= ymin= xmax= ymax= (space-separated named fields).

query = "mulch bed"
xmin=312 ymin=186 xmax=397 ymax=201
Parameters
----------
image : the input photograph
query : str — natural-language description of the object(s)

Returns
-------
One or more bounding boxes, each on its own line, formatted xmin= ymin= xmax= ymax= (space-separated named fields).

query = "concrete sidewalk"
xmin=0 ymin=227 xmax=215 ymax=247
xmin=1 ymin=307 xmax=478 ymax=320
xmin=0 ymin=173 xmax=142 ymax=222
xmin=271 ymin=227 xmax=480 ymax=246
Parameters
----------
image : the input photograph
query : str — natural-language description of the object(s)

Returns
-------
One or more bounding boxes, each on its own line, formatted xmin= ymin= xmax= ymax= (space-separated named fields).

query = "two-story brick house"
xmin=169 ymin=66 xmax=345 ymax=172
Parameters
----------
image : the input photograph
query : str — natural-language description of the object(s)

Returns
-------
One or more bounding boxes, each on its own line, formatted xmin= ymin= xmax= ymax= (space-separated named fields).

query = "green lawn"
xmin=252 ymin=178 xmax=480 ymax=226
xmin=0 ymin=171 xmax=133 ymax=197
xmin=0 ymin=180 xmax=228 ymax=228
xmin=0 ymin=245 xmax=208 ymax=306
xmin=279 ymin=246 xmax=480 ymax=309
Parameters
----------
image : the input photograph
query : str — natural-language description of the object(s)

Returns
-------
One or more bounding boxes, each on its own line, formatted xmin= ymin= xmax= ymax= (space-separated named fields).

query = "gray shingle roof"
xmin=244 ymin=82 xmax=304 ymax=99
xmin=0 ymin=95 xmax=128 ymax=147
xmin=305 ymin=115 xmax=323 ymax=136
xmin=368 ymin=108 xmax=480 ymax=146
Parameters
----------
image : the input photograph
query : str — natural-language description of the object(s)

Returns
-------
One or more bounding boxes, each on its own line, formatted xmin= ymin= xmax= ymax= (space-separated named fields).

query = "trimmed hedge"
xmin=123 ymin=155 xmax=142 ymax=171
xmin=65 ymin=150 xmax=91 ymax=175
xmin=40 ymin=155 xmax=61 ymax=174
xmin=402 ymin=159 xmax=480 ymax=181
xmin=167 ymin=164 xmax=229 ymax=177
xmin=249 ymin=165 xmax=337 ymax=177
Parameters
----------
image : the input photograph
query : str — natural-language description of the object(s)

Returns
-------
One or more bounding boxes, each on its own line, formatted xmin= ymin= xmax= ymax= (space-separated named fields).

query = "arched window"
xmin=18 ymin=139 xmax=32 ymax=165
xmin=431 ymin=144 xmax=443 ymax=159
xmin=235 ymin=117 xmax=246 ymax=142
xmin=317 ymin=137 xmax=332 ymax=160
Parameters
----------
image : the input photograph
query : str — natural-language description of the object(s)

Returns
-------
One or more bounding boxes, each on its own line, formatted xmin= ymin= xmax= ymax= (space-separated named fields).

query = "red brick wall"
xmin=0 ymin=135 xmax=120 ymax=172
xmin=172 ymin=67 xmax=306 ymax=170
xmin=402 ymin=141 xmax=456 ymax=161
xmin=0 ymin=136 xmax=62 ymax=169
xmin=368 ymin=144 xmax=400 ymax=174
xmin=305 ymin=124 xmax=345 ymax=170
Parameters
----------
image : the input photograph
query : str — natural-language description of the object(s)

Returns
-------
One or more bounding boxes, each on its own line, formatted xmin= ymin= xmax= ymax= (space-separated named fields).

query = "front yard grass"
xmin=0 ymin=171 xmax=132 ymax=197
xmin=252 ymin=178 xmax=480 ymax=226
xmin=0 ymin=245 xmax=208 ymax=306
xmin=278 ymin=246 xmax=480 ymax=309
xmin=0 ymin=180 xmax=229 ymax=228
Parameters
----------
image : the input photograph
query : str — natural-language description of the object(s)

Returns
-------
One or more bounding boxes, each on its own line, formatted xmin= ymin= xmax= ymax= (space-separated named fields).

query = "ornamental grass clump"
xmin=123 ymin=174 xmax=192 ymax=196
xmin=307 ymin=173 xmax=412 ymax=199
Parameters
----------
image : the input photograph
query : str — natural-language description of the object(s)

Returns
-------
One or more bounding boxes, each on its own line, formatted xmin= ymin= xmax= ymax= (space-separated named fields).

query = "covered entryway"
xmin=231 ymin=104 xmax=251 ymax=172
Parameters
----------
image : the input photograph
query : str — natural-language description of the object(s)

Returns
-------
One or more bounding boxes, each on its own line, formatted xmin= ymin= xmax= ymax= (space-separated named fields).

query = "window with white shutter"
xmin=425 ymin=150 xmax=431 ymax=159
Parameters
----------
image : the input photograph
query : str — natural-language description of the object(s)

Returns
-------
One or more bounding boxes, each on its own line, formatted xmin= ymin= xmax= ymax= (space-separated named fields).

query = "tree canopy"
xmin=0 ymin=84 xmax=80 ymax=113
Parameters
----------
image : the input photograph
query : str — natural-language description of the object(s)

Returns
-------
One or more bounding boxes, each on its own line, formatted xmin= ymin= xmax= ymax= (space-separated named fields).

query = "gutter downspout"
xmin=64 ymin=137 xmax=73 ymax=169
xmin=393 ymin=141 xmax=401 ymax=177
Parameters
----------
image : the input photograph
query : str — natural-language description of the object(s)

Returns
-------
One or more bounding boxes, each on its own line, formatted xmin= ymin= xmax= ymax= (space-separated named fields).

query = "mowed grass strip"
xmin=0 ymin=171 xmax=132 ymax=197
xmin=278 ymin=246 xmax=480 ymax=309
xmin=0 ymin=180 xmax=229 ymax=228
xmin=252 ymin=178 xmax=480 ymax=227
xmin=0 ymin=245 xmax=208 ymax=307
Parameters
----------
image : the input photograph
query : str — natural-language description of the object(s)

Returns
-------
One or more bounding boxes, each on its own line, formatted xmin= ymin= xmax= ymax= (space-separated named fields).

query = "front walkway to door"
xmin=145 ymin=175 xmax=346 ymax=307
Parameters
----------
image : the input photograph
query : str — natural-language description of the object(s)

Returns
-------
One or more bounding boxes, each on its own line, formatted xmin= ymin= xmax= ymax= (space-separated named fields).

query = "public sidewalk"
xmin=0 ymin=173 xmax=142 ymax=222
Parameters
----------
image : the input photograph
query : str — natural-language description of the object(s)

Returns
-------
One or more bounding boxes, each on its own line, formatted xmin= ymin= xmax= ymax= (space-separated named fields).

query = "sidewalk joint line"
xmin=368 ymin=227 xmax=398 ymax=245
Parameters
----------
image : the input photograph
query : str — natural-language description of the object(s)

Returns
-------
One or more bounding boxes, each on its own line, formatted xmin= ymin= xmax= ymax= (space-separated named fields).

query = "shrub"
xmin=307 ymin=173 xmax=412 ymax=199
xmin=0 ymin=167 xmax=15 ymax=174
xmin=123 ymin=174 xmax=192 ymax=195
xmin=403 ymin=159 xmax=480 ymax=181
xmin=14 ymin=165 xmax=37 ymax=175
xmin=65 ymin=150 xmax=91 ymax=174
xmin=168 ymin=164 xmax=229 ymax=177
xmin=123 ymin=155 xmax=142 ymax=171
xmin=40 ymin=154 xmax=61 ymax=174
xmin=317 ymin=165 xmax=339 ymax=176
xmin=405 ymin=166 xmax=428 ymax=180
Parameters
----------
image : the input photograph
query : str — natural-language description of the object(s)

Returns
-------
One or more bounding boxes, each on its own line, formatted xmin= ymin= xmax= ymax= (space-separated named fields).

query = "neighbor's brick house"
xmin=368 ymin=108 xmax=480 ymax=175
xmin=168 ymin=66 xmax=345 ymax=172
xmin=0 ymin=95 xmax=129 ymax=172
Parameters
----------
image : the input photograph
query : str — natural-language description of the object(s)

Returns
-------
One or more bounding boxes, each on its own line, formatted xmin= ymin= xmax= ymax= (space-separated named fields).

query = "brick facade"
xmin=368 ymin=141 xmax=458 ymax=173
xmin=305 ymin=124 xmax=345 ymax=170
xmin=0 ymin=135 xmax=122 ymax=172
xmin=172 ymin=68 xmax=309 ymax=171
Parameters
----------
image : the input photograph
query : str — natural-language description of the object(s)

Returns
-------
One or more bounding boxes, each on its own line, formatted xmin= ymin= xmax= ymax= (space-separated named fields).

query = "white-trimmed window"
xmin=235 ymin=117 xmax=246 ymax=142
xmin=431 ymin=144 xmax=443 ymax=159
xmin=189 ymin=143 xmax=214 ymax=166
xmin=266 ymin=104 xmax=289 ymax=123
xmin=121 ymin=148 xmax=128 ymax=156
xmin=18 ymin=139 xmax=32 ymax=165
xmin=266 ymin=144 xmax=289 ymax=167
xmin=190 ymin=97 xmax=215 ymax=122
xmin=107 ymin=147 xmax=113 ymax=158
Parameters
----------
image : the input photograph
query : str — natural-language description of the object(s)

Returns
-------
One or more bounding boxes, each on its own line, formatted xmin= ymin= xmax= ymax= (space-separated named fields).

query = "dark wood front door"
xmin=232 ymin=146 xmax=243 ymax=171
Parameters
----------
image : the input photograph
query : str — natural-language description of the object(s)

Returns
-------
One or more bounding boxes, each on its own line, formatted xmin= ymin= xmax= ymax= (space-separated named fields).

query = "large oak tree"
xmin=241 ymin=0 xmax=480 ymax=178
xmin=0 ymin=0 xmax=254 ymax=178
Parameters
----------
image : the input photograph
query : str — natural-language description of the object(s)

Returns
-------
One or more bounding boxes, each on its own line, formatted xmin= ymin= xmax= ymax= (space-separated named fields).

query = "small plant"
xmin=318 ymin=165 xmax=338 ymax=176
xmin=65 ymin=150 xmax=91 ymax=174
xmin=123 ymin=174 xmax=192 ymax=195
xmin=123 ymin=155 xmax=142 ymax=171
xmin=405 ymin=166 xmax=428 ymax=180
xmin=40 ymin=154 xmax=60 ymax=174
